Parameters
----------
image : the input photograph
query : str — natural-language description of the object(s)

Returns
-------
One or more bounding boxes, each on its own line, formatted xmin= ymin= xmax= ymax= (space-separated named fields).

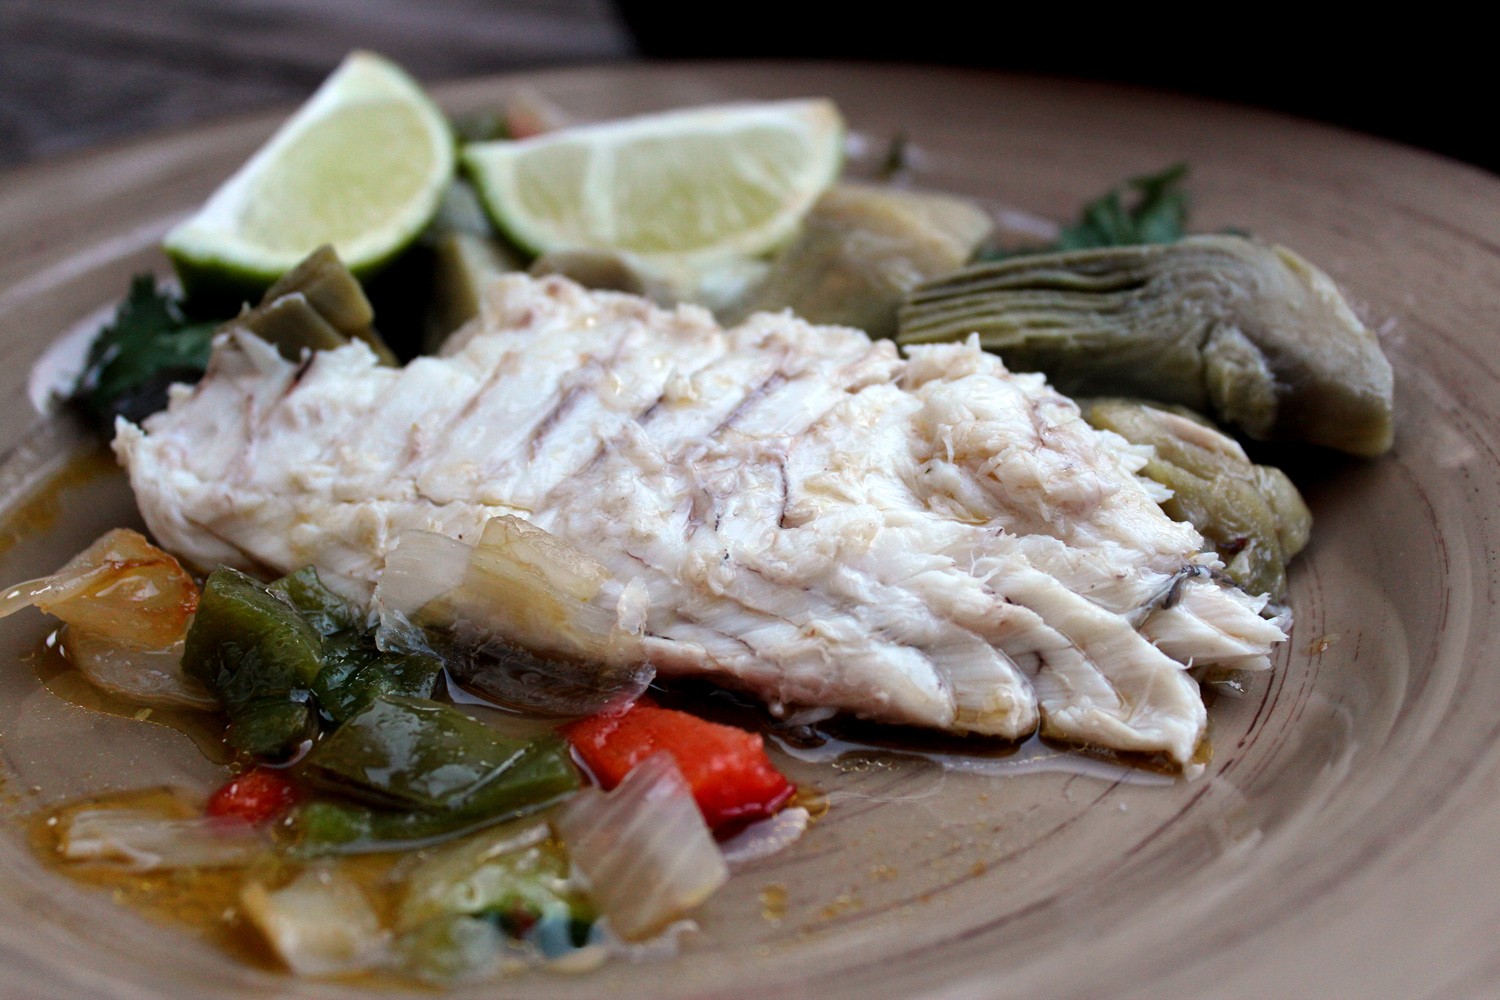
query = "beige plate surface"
xmin=0 ymin=63 xmax=1497 ymax=1000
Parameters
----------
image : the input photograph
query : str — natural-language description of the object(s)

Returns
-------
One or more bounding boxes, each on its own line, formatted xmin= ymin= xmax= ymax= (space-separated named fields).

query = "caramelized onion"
xmin=0 ymin=528 xmax=197 ymax=645
xmin=1 ymin=529 xmax=212 ymax=708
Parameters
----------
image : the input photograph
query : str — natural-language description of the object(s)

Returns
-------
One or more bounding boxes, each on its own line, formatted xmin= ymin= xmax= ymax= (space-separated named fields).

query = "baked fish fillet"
xmin=117 ymin=274 xmax=1288 ymax=767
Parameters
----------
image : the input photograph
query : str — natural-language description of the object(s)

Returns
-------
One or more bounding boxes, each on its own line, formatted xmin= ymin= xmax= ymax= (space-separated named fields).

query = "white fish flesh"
xmin=117 ymin=274 xmax=1289 ymax=767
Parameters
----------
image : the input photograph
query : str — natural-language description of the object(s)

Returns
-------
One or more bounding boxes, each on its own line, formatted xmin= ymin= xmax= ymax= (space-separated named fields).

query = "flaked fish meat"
xmin=118 ymin=274 xmax=1289 ymax=767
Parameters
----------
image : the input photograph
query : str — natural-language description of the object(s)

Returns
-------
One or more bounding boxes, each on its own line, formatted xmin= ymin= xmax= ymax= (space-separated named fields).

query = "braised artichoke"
xmin=1081 ymin=398 xmax=1311 ymax=600
xmin=899 ymin=235 xmax=1394 ymax=455
xmin=725 ymin=183 xmax=993 ymax=338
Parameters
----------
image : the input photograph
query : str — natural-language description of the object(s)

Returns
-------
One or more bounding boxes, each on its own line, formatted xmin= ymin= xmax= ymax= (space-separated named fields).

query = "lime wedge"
xmin=165 ymin=52 xmax=454 ymax=305
xmin=461 ymin=100 xmax=844 ymax=266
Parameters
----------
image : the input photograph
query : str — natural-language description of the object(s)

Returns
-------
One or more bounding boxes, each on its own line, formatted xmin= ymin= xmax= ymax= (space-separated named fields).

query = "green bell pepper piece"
xmin=184 ymin=566 xmax=325 ymax=758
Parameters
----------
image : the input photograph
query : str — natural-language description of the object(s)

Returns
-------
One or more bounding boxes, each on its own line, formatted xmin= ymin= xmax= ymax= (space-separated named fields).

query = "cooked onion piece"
xmin=719 ymin=807 xmax=812 ymax=868
xmin=376 ymin=516 xmax=653 ymax=715
xmin=59 ymin=807 xmax=269 ymax=871
xmin=241 ymin=866 xmax=390 ymax=977
xmin=0 ymin=528 xmax=213 ymax=708
xmin=0 ymin=528 xmax=197 ymax=644
xmin=61 ymin=631 xmax=215 ymax=710
xmin=554 ymin=753 xmax=729 ymax=941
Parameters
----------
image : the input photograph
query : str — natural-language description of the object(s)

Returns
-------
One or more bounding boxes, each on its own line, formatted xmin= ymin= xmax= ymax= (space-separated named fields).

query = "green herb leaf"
xmin=73 ymin=275 xmax=223 ymax=428
xmin=984 ymin=163 xmax=1191 ymax=261
xmin=1056 ymin=163 xmax=1189 ymax=251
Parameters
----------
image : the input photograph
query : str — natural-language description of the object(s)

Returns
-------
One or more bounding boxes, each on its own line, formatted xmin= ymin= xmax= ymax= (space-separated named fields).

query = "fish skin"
xmin=117 ymin=274 xmax=1288 ymax=766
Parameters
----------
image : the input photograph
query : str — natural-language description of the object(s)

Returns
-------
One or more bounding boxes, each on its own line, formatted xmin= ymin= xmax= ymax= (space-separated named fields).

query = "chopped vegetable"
xmin=0 ymin=528 xmax=212 ymax=708
xmin=723 ymin=182 xmax=993 ymax=338
xmin=206 ymin=768 xmax=300 ymax=825
xmin=563 ymin=702 xmax=794 ymax=832
xmin=59 ymin=631 xmax=210 ymax=710
xmin=291 ymin=799 xmax=481 ymax=850
xmin=267 ymin=565 xmax=361 ymax=637
xmin=303 ymin=696 xmax=575 ymax=813
xmin=241 ymin=866 xmax=389 ymax=976
xmin=0 ymin=528 xmax=198 ymax=647
xmin=71 ymin=275 xmax=223 ymax=429
xmin=529 ymin=248 xmax=675 ymax=301
xmin=59 ymin=807 xmax=270 ymax=871
xmin=377 ymin=518 xmax=653 ymax=716
xmin=265 ymin=565 xmax=445 ymax=722
xmin=900 ymin=234 xmax=1395 ymax=455
xmin=395 ymin=818 xmax=556 ymax=930
xmin=1081 ymin=398 xmax=1312 ymax=599
xmin=554 ymin=753 xmax=729 ymax=940
xmin=424 ymin=230 xmax=521 ymax=351
xmin=183 ymin=566 xmax=324 ymax=757
xmin=393 ymin=816 xmax=599 ymax=977
xmin=310 ymin=629 xmax=443 ymax=723
xmin=228 ymin=245 xmax=398 ymax=365
xmin=719 ymin=806 xmax=812 ymax=868
xmin=295 ymin=696 xmax=579 ymax=850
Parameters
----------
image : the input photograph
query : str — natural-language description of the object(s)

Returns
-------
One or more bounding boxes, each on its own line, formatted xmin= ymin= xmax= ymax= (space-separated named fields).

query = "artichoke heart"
xmin=1081 ymin=398 xmax=1311 ymax=600
xmin=899 ymin=235 xmax=1394 ymax=456
xmin=725 ymin=183 xmax=993 ymax=338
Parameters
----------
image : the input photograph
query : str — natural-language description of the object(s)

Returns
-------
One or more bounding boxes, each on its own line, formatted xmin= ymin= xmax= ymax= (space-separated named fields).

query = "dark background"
xmin=0 ymin=1 xmax=1487 ymax=175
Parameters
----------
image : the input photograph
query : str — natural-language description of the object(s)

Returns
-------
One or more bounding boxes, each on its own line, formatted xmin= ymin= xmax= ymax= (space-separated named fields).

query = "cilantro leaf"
xmin=1055 ymin=162 xmax=1189 ymax=251
xmin=73 ymin=275 xmax=223 ymax=429
xmin=984 ymin=163 xmax=1191 ymax=260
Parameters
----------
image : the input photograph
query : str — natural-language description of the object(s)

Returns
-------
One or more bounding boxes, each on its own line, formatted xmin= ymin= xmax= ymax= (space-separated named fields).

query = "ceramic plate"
xmin=1 ymin=63 xmax=1497 ymax=1000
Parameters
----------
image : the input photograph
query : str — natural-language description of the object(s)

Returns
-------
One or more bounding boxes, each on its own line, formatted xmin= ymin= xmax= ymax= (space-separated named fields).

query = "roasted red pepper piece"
xmin=562 ymin=703 xmax=794 ymax=832
xmin=206 ymin=768 xmax=299 ymax=825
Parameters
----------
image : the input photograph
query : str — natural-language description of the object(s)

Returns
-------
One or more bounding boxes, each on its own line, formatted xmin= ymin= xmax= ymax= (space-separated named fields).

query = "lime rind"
xmin=164 ymin=51 xmax=455 ymax=299
xmin=461 ymin=100 xmax=844 ymax=267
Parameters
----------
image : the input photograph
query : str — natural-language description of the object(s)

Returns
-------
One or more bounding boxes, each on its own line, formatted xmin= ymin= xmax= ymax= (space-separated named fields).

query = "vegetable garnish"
xmin=0 ymin=528 xmax=211 ymax=709
xmin=983 ymin=162 xmax=1190 ymax=260
xmin=554 ymin=753 xmax=729 ymax=941
xmin=294 ymin=697 xmax=580 ymax=852
xmin=71 ymin=275 xmax=222 ymax=429
xmin=899 ymin=235 xmax=1395 ymax=455
xmin=1055 ymin=162 xmax=1190 ymax=251
xmin=206 ymin=768 xmax=300 ymax=825
xmin=563 ymin=702 xmax=795 ymax=834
